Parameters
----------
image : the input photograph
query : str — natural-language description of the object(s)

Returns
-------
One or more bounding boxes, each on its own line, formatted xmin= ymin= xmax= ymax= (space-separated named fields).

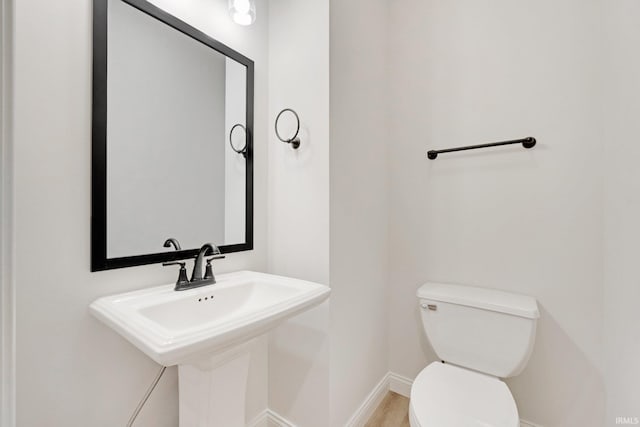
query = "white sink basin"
xmin=90 ymin=270 xmax=330 ymax=366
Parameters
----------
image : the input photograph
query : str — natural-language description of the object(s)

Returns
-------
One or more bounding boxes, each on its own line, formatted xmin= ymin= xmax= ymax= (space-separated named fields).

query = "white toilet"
xmin=410 ymin=282 xmax=539 ymax=427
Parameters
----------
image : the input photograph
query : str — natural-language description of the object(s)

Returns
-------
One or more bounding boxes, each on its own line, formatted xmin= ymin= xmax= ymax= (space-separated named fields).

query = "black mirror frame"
xmin=91 ymin=0 xmax=254 ymax=271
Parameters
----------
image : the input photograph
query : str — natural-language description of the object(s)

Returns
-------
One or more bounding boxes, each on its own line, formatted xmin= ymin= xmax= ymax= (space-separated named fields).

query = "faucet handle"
xmin=203 ymin=256 xmax=225 ymax=282
xmin=163 ymin=261 xmax=185 ymax=267
xmin=163 ymin=261 xmax=190 ymax=290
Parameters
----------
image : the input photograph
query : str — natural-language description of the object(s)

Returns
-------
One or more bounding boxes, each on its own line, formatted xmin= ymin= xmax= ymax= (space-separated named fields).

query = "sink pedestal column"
xmin=178 ymin=339 xmax=256 ymax=427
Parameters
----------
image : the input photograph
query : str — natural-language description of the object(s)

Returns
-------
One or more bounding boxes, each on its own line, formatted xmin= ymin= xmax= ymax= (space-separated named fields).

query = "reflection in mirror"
xmin=92 ymin=0 xmax=254 ymax=270
xmin=229 ymin=124 xmax=248 ymax=157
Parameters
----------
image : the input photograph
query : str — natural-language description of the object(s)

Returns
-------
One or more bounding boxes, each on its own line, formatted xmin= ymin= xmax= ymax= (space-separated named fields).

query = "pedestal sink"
xmin=90 ymin=270 xmax=330 ymax=427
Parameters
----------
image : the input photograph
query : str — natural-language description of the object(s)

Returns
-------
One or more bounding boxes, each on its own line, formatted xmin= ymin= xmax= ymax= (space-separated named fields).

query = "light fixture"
xmin=229 ymin=0 xmax=256 ymax=26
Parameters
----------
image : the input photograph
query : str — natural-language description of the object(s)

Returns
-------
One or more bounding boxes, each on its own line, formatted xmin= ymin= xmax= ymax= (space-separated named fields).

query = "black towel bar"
xmin=427 ymin=137 xmax=536 ymax=160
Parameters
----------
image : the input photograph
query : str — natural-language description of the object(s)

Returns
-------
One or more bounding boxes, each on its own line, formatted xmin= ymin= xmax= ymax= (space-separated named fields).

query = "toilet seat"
xmin=409 ymin=362 xmax=519 ymax=427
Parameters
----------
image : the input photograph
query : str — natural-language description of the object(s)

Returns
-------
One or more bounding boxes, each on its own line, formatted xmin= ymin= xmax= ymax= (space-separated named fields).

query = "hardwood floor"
xmin=364 ymin=392 xmax=410 ymax=427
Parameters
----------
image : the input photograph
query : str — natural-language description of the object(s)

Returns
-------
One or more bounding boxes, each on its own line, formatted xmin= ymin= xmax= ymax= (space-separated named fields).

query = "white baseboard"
xmin=344 ymin=373 xmax=390 ymax=427
xmin=261 ymin=372 xmax=408 ymax=427
xmin=246 ymin=410 xmax=269 ymax=427
xmin=264 ymin=409 xmax=297 ymax=427
xmin=520 ymin=419 xmax=543 ymax=427
xmin=247 ymin=408 xmax=297 ymax=427
xmin=388 ymin=372 xmax=413 ymax=398
xmin=259 ymin=371 xmax=543 ymax=427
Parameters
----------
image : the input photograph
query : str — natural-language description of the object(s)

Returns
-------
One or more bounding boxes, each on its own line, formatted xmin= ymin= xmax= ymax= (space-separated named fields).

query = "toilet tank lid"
xmin=417 ymin=282 xmax=540 ymax=319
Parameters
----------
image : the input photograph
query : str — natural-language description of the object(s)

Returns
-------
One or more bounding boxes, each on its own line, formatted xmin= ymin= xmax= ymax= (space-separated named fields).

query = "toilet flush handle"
xmin=421 ymin=303 xmax=438 ymax=311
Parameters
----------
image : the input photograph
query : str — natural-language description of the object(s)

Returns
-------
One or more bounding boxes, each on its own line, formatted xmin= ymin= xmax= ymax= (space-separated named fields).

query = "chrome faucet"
xmin=162 ymin=240 xmax=225 ymax=291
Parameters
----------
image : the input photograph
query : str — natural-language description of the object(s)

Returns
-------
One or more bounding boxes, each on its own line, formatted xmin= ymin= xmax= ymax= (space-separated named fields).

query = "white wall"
xmin=603 ymin=0 xmax=640 ymax=423
xmin=1 ymin=0 xmax=15 ymax=424
xmin=13 ymin=0 xmax=269 ymax=425
xmin=387 ymin=0 xmax=605 ymax=425
xmin=328 ymin=0 xmax=390 ymax=425
xmin=266 ymin=0 xmax=331 ymax=425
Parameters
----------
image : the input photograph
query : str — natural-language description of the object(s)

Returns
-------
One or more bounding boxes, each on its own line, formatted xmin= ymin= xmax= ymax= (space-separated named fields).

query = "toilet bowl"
xmin=409 ymin=363 xmax=519 ymax=427
xmin=411 ymin=283 xmax=539 ymax=427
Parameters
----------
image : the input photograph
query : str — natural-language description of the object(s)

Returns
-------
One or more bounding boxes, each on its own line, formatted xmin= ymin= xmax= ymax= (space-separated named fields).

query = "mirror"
xmin=91 ymin=0 xmax=254 ymax=271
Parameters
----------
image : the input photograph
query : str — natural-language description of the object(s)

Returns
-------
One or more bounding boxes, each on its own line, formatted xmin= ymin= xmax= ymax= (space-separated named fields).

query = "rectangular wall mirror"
xmin=92 ymin=0 xmax=254 ymax=271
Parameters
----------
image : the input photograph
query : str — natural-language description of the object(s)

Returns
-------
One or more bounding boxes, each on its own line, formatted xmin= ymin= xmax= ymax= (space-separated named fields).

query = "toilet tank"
xmin=417 ymin=282 xmax=539 ymax=378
